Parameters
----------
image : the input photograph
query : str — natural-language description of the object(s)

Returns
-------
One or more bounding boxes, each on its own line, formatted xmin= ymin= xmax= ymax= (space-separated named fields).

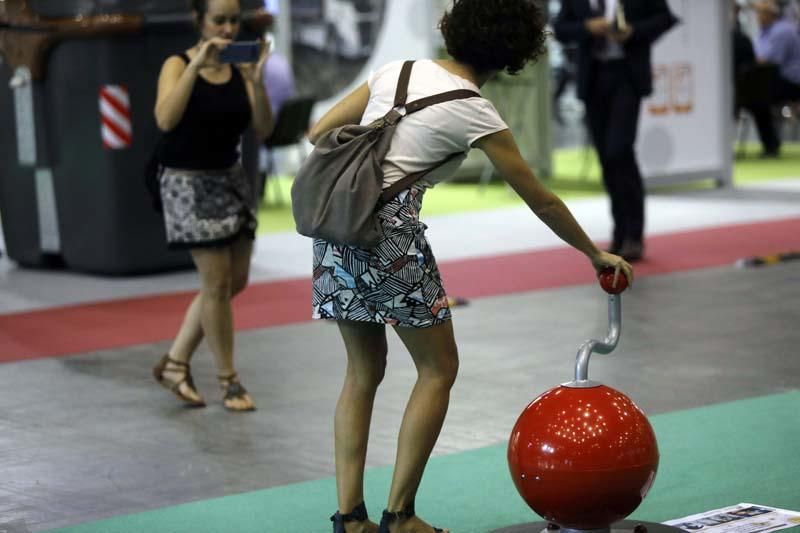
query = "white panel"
xmin=638 ymin=0 xmax=732 ymax=187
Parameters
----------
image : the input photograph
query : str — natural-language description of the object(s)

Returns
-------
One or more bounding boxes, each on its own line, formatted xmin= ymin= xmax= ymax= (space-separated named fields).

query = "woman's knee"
xmin=230 ymin=237 xmax=253 ymax=297
xmin=417 ymin=347 xmax=459 ymax=389
xmin=231 ymin=273 xmax=249 ymax=297
xmin=348 ymin=346 xmax=387 ymax=390
xmin=339 ymin=321 xmax=388 ymax=389
xmin=201 ymin=276 xmax=233 ymax=300
xmin=434 ymin=352 xmax=459 ymax=388
xmin=397 ymin=321 xmax=460 ymax=387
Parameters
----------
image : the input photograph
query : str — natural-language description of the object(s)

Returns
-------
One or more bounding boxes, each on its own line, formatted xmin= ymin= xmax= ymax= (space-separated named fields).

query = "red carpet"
xmin=1 ymin=217 xmax=798 ymax=363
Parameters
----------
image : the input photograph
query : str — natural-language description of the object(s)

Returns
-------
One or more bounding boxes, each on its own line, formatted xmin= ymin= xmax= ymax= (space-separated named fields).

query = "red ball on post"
xmin=598 ymin=266 xmax=628 ymax=294
xmin=507 ymin=385 xmax=659 ymax=529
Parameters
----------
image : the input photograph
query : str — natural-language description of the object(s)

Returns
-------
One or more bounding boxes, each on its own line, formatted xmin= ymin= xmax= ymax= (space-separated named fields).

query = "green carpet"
xmin=50 ymin=390 xmax=800 ymax=533
xmin=256 ymin=143 xmax=800 ymax=235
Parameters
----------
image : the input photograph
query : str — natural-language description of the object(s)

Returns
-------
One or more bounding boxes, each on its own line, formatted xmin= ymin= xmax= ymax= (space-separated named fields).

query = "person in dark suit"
xmin=732 ymin=0 xmax=756 ymax=84
xmin=554 ymin=0 xmax=678 ymax=261
xmin=741 ymin=0 xmax=800 ymax=158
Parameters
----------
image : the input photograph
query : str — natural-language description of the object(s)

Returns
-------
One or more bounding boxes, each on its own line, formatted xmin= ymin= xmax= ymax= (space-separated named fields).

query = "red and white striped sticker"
xmin=99 ymin=85 xmax=132 ymax=149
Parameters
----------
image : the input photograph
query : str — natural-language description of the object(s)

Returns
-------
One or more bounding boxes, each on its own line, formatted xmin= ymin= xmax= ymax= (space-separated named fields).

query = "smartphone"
xmin=219 ymin=41 xmax=260 ymax=64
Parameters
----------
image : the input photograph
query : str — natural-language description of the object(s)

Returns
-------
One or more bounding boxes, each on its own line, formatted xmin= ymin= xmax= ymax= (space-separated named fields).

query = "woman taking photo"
xmin=151 ymin=0 xmax=273 ymax=412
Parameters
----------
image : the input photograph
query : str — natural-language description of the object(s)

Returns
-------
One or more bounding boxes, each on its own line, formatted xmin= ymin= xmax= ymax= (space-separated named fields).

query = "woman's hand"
xmin=238 ymin=38 xmax=271 ymax=85
xmin=590 ymin=251 xmax=634 ymax=288
xmin=190 ymin=37 xmax=232 ymax=70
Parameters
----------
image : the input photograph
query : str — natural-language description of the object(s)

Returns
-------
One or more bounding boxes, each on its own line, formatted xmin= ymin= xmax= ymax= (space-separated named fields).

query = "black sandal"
xmin=218 ymin=372 xmax=256 ymax=412
xmin=152 ymin=354 xmax=205 ymax=407
xmin=331 ymin=501 xmax=370 ymax=533
xmin=378 ymin=501 xmax=443 ymax=533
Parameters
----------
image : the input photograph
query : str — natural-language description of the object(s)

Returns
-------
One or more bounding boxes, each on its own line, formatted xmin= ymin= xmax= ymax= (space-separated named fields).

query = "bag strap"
xmin=405 ymin=89 xmax=481 ymax=114
xmin=378 ymin=61 xmax=482 ymax=200
xmin=380 ymin=152 xmax=464 ymax=202
xmin=391 ymin=61 xmax=481 ymax=114
xmin=393 ymin=60 xmax=415 ymax=107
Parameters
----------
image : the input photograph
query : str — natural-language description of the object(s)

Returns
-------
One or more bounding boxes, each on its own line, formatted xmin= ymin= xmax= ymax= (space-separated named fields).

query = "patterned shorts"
xmin=160 ymin=164 xmax=257 ymax=249
xmin=312 ymin=183 xmax=451 ymax=328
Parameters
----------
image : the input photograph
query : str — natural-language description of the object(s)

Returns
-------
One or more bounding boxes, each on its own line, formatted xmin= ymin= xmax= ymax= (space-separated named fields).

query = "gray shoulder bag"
xmin=290 ymin=60 xmax=480 ymax=248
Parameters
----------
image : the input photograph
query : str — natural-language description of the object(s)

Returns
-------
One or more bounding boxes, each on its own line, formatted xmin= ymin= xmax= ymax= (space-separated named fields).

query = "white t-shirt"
xmin=363 ymin=60 xmax=509 ymax=189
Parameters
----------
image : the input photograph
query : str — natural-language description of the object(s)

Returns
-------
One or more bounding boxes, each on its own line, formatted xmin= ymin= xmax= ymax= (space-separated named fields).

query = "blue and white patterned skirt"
xmin=311 ymin=183 xmax=451 ymax=328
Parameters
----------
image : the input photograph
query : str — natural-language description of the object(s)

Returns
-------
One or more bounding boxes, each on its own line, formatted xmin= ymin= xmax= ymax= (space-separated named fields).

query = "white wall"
xmin=637 ymin=0 xmax=733 ymax=187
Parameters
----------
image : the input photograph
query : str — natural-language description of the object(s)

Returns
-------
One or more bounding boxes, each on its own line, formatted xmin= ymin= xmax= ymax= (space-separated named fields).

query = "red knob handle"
xmin=598 ymin=267 xmax=628 ymax=294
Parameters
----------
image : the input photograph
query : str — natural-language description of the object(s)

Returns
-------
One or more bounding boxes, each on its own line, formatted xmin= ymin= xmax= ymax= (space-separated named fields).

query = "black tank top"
xmin=158 ymin=53 xmax=252 ymax=170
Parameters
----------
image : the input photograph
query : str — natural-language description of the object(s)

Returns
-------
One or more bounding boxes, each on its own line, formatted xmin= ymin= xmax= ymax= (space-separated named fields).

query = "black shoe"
xmin=618 ymin=240 xmax=644 ymax=262
xmin=331 ymin=501 xmax=369 ymax=533
xmin=378 ymin=501 xmax=443 ymax=533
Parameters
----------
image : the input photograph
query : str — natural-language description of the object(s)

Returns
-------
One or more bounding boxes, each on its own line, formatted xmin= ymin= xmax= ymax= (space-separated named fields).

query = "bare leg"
xmin=191 ymin=239 xmax=255 ymax=411
xmin=191 ymin=246 xmax=234 ymax=372
xmin=156 ymin=236 xmax=254 ymax=407
xmin=385 ymin=320 xmax=458 ymax=532
xmin=168 ymin=293 xmax=204 ymax=363
xmin=217 ymin=236 xmax=256 ymax=411
xmin=335 ymin=320 xmax=386 ymax=533
xmin=163 ymin=236 xmax=253 ymax=398
xmin=159 ymin=289 xmax=206 ymax=405
xmin=228 ymin=235 xmax=254 ymax=298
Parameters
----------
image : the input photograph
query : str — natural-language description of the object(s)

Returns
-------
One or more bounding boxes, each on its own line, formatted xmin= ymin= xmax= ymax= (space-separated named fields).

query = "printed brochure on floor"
xmin=665 ymin=503 xmax=800 ymax=533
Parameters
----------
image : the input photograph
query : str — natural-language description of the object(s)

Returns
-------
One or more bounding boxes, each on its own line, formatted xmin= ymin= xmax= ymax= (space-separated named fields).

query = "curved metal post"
xmin=564 ymin=294 xmax=622 ymax=388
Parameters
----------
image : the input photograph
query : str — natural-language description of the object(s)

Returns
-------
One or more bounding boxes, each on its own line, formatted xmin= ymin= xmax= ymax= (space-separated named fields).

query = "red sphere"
xmin=598 ymin=267 xmax=628 ymax=294
xmin=508 ymin=385 xmax=659 ymax=529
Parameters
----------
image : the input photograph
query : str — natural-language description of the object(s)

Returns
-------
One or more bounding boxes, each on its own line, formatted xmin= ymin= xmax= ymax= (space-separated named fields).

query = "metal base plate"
xmin=491 ymin=519 xmax=687 ymax=533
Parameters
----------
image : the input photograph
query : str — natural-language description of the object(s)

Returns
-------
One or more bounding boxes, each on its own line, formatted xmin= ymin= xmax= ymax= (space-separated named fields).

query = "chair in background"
xmin=259 ymin=96 xmax=316 ymax=205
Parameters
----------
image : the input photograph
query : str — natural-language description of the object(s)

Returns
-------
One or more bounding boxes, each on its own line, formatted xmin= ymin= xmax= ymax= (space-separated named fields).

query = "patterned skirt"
xmin=159 ymin=164 xmax=257 ymax=249
xmin=312 ymin=183 xmax=451 ymax=328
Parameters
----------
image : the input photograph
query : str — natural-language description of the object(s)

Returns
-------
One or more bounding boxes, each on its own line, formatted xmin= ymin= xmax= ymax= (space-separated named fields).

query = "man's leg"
xmin=603 ymin=69 xmax=645 ymax=258
xmin=584 ymin=64 xmax=622 ymax=251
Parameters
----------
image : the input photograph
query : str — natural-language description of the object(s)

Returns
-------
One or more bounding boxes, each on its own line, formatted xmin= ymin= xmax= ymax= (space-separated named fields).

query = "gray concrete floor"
xmin=1 ymin=259 xmax=798 ymax=532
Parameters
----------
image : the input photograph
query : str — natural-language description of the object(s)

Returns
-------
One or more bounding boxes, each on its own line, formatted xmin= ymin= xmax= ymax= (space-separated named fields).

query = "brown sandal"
xmin=218 ymin=372 xmax=256 ymax=412
xmin=153 ymin=354 xmax=206 ymax=407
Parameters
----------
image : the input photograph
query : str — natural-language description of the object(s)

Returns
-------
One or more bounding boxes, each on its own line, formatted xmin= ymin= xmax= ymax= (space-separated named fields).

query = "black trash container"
xmin=0 ymin=0 xmax=270 ymax=274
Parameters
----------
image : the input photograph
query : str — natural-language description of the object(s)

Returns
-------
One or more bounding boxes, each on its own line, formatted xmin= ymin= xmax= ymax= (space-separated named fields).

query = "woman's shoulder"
xmin=369 ymin=59 xmax=483 ymax=94
xmin=167 ymin=49 xmax=193 ymax=62
xmin=158 ymin=54 xmax=191 ymax=80
xmin=370 ymin=59 xmax=445 ymax=80
xmin=369 ymin=60 xmax=407 ymax=82
xmin=162 ymin=52 xmax=190 ymax=67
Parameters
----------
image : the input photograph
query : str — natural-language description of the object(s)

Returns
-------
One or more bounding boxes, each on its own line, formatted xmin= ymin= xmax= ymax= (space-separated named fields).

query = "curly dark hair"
xmin=439 ymin=0 xmax=548 ymax=75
